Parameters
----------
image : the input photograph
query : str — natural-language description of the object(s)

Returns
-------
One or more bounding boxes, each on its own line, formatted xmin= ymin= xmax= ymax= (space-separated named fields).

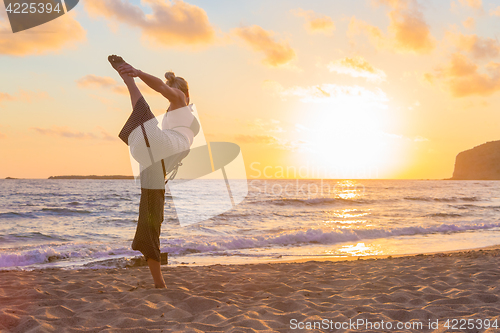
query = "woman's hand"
xmin=118 ymin=63 xmax=139 ymax=77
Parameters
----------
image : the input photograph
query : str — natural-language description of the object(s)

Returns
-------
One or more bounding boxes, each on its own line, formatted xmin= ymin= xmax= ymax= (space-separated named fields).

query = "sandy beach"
xmin=1 ymin=247 xmax=500 ymax=332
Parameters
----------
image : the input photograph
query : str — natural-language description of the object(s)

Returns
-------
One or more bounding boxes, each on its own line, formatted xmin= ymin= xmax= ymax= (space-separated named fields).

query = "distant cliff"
xmin=451 ymin=140 xmax=500 ymax=180
xmin=48 ymin=175 xmax=134 ymax=180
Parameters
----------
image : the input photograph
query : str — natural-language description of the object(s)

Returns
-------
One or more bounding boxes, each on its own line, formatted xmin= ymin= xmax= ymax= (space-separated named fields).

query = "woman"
xmin=109 ymin=55 xmax=199 ymax=288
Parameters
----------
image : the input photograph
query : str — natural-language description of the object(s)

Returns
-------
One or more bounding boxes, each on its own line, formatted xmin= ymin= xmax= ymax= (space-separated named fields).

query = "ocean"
xmin=1 ymin=179 xmax=499 ymax=270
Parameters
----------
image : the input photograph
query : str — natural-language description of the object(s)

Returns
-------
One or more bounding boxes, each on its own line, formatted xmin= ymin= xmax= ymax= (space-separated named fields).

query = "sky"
xmin=1 ymin=0 xmax=500 ymax=179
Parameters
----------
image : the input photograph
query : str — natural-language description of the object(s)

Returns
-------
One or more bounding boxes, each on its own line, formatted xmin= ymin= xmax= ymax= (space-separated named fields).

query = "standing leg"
xmin=132 ymin=131 xmax=167 ymax=289
xmin=116 ymin=68 xmax=167 ymax=288
xmin=140 ymin=165 xmax=167 ymax=288
xmin=147 ymin=258 xmax=166 ymax=288
xmin=132 ymin=176 xmax=166 ymax=288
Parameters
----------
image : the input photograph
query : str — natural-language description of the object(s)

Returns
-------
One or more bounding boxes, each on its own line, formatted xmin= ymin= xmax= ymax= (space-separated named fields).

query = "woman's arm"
xmin=137 ymin=70 xmax=177 ymax=100
xmin=118 ymin=64 xmax=178 ymax=101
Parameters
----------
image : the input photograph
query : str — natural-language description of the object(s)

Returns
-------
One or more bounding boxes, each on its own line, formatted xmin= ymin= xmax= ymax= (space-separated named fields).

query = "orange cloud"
xmin=264 ymin=80 xmax=388 ymax=107
xmin=232 ymin=25 xmax=296 ymax=67
xmin=234 ymin=134 xmax=277 ymax=144
xmin=428 ymin=53 xmax=500 ymax=97
xmin=349 ymin=0 xmax=435 ymax=54
xmin=31 ymin=126 xmax=117 ymax=141
xmin=327 ymin=56 xmax=387 ymax=82
xmin=77 ymin=75 xmax=156 ymax=95
xmin=490 ymin=6 xmax=500 ymax=16
xmin=386 ymin=0 xmax=435 ymax=53
xmin=0 ymin=90 xmax=49 ymax=104
xmin=0 ymin=92 xmax=15 ymax=103
xmin=247 ymin=118 xmax=284 ymax=133
xmin=31 ymin=126 xmax=98 ymax=140
xmin=447 ymin=31 xmax=500 ymax=60
xmin=458 ymin=0 xmax=482 ymax=9
xmin=89 ymin=94 xmax=121 ymax=113
xmin=235 ymin=116 xmax=306 ymax=151
xmin=291 ymin=8 xmax=335 ymax=35
xmin=234 ymin=134 xmax=305 ymax=152
xmin=77 ymin=75 xmax=117 ymax=88
xmin=84 ymin=0 xmax=215 ymax=47
xmin=0 ymin=12 xmax=85 ymax=56
xmin=348 ymin=17 xmax=386 ymax=49
xmin=442 ymin=52 xmax=478 ymax=77
xmin=422 ymin=72 xmax=434 ymax=84
xmin=462 ymin=17 xmax=475 ymax=29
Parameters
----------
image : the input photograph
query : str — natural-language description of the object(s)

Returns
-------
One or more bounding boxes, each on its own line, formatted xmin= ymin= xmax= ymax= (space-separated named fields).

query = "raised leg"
xmin=108 ymin=54 xmax=142 ymax=108
xmin=122 ymin=75 xmax=143 ymax=109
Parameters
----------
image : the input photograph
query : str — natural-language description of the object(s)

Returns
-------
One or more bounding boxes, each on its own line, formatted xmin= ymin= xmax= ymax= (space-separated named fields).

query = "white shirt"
xmin=161 ymin=104 xmax=196 ymax=146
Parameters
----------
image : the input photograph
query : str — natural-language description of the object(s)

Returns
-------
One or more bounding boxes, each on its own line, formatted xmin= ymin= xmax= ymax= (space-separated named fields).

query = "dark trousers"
xmin=119 ymin=97 xmax=166 ymax=262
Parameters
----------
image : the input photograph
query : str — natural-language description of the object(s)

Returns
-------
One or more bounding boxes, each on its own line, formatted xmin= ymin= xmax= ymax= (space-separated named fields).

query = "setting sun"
xmin=290 ymin=95 xmax=407 ymax=179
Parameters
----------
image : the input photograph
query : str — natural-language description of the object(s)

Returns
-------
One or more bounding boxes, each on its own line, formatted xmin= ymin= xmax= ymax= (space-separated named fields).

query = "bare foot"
xmin=155 ymin=283 xmax=167 ymax=289
xmin=108 ymin=54 xmax=132 ymax=83
xmin=108 ymin=54 xmax=126 ymax=71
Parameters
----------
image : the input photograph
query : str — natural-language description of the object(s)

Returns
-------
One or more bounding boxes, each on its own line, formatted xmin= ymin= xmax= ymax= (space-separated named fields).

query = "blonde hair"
xmin=165 ymin=71 xmax=189 ymax=97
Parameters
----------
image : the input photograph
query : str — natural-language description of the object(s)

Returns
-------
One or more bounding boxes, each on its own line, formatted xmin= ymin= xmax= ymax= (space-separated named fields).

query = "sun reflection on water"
xmin=323 ymin=220 xmax=367 ymax=229
xmin=327 ymin=208 xmax=370 ymax=218
xmin=323 ymin=207 xmax=370 ymax=228
xmin=334 ymin=180 xmax=364 ymax=200
xmin=335 ymin=242 xmax=382 ymax=256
